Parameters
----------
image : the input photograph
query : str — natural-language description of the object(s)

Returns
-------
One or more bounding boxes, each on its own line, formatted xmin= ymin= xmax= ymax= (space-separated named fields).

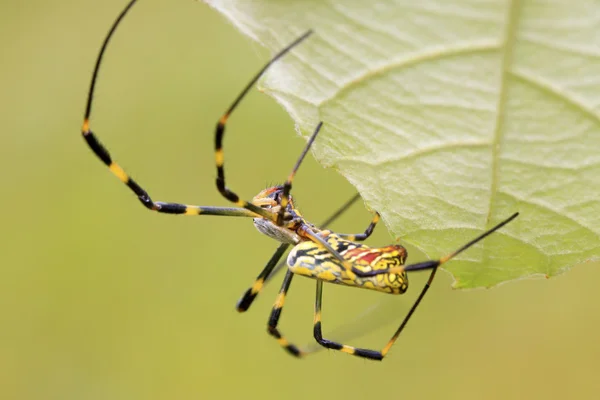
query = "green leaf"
xmin=204 ymin=0 xmax=600 ymax=288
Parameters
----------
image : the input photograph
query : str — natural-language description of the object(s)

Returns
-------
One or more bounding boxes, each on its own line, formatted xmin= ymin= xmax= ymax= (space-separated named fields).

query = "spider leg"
xmin=81 ymin=0 xmax=259 ymax=218
xmin=215 ymin=31 xmax=313 ymax=221
xmin=311 ymin=268 xmax=438 ymax=360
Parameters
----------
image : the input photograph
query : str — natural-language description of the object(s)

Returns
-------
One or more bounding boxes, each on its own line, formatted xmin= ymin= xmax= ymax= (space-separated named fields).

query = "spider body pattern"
xmin=82 ymin=0 xmax=519 ymax=361
xmin=288 ymin=234 xmax=408 ymax=294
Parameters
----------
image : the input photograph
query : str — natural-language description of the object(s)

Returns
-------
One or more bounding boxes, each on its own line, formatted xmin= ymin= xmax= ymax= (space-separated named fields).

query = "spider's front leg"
xmin=213 ymin=31 xmax=313 ymax=222
xmin=81 ymin=0 xmax=261 ymax=219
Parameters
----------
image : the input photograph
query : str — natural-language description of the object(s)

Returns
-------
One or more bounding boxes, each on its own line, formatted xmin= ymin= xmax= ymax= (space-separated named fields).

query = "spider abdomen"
xmin=287 ymin=235 xmax=409 ymax=294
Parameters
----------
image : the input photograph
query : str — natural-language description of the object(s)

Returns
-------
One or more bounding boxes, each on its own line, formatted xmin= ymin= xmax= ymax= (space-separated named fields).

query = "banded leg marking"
xmin=82 ymin=130 xmax=258 ymax=217
xmin=81 ymin=0 xmax=258 ymax=219
xmin=336 ymin=212 xmax=380 ymax=242
xmin=236 ymin=243 xmax=289 ymax=312
xmin=215 ymin=31 xmax=313 ymax=221
xmin=312 ymin=266 xmax=438 ymax=361
xmin=313 ymin=280 xmax=383 ymax=360
xmin=267 ymin=270 xmax=303 ymax=357
xmin=276 ymin=121 xmax=323 ymax=226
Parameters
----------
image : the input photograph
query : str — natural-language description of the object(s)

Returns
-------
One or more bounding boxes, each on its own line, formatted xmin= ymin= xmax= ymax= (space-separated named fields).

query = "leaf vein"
xmin=320 ymin=41 xmax=502 ymax=108
xmin=510 ymin=68 xmax=600 ymax=126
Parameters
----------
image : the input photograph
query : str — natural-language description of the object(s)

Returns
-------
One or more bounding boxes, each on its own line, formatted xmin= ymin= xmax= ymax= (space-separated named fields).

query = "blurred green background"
xmin=2 ymin=0 xmax=599 ymax=399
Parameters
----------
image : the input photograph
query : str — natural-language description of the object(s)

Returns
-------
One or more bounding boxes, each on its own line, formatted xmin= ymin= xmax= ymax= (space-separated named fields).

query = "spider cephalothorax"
xmin=252 ymin=185 xmax=295 ymax=213
xmin=252 ymin=185 xmax=307 ymax=244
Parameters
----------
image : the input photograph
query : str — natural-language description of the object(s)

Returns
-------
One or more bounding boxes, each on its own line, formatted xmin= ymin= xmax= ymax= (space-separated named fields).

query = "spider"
xmin=81 ymin=0 xmax=519 ymax=361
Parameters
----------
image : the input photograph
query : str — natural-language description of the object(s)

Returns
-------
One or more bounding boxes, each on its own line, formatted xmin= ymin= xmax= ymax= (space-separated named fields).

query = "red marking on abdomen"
xmin=344 ymin=248 xmax=380 ymax=263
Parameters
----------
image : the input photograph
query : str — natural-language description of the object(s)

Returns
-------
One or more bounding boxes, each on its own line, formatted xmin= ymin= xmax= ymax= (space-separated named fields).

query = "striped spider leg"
xmin=81 ymin=0 xmax=311 ymax=222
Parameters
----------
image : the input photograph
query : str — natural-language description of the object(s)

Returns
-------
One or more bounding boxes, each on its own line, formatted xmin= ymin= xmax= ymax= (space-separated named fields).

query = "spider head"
xmin=252 ymin=185 xmax=295 ymax=214
xmin=251 ymin=185 xmax=301 ymax=244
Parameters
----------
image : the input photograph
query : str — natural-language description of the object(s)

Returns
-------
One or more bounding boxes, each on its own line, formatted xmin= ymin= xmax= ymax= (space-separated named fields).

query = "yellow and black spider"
xmin=81 ymin=0 xmax=519 ymax=361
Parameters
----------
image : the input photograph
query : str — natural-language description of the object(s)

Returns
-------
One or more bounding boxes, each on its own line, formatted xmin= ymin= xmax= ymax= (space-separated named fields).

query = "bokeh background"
xmin=2 ymin=0 xmax=599 ymax=399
